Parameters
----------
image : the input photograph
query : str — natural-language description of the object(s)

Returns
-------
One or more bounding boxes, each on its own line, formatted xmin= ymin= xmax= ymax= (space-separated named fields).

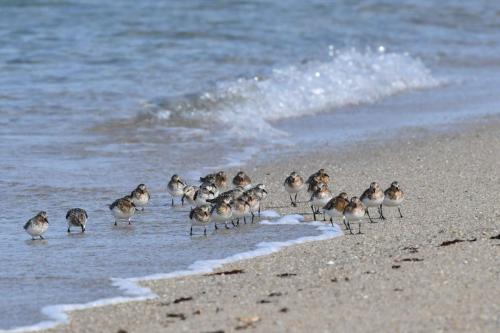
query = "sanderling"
xmin=66 ymin=208 xmax=88 ymax=233
xmin=217 ymin=186 xmax=245 ymax=201
xmin=232 ymin=171 xmax=252 ymax=189
xmin=382 ymin=181 xmax=404 ymax=218
xmin=189 ymin=204 xmax=211 ymax=236
xmin=194 ymin=184 xmax=217 ymax=206
xmin=360 ymin=182 xmax=385 ymax=223
xmin=200 ymin=171 xmax=228 ymax=189
xmin=343 ymin=197 xmax=366 ymax=234
xmin=306 ymin=168 xmax=330 ymax=186
xmin=323 ymin=192 xmax=349 ymax=229
xmin=23 ymin=211 xmax=49 ymax=240
xmin=211 ymin=196 xmax=233 ymax=229
xmin=241 ymin=192 xmax=260 ymax=223
xmin=109 ymin=196 xmax=136 ymax=225
xmin=181 ymin=185 xmax=199 ymax=207
xmin=129 ymin=184 xmax=150 ymax=211
xmin=244 ymin=184 xmax=268 ymax=217
xmin=167 ymin=174 xmax=186 ymax=206
xmin=231 ymin=196 xmax=251 ymax=225
xmin=309 ymin=183 xmax=333 ymax=221
xmin=284 ymin=171 xmax=304 ymax=207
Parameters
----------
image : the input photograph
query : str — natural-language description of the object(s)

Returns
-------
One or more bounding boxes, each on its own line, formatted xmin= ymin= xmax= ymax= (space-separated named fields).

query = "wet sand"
xmin=42 ymin=117 xmax=500 ymax=333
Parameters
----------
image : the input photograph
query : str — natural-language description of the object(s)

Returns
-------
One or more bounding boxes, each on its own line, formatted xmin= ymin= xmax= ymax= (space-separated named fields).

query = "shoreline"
xmin=15 ymin=115 xmax=500 ymax=333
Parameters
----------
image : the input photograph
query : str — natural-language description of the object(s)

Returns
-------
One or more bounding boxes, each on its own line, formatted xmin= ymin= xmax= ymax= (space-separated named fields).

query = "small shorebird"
xmin=109 ymin=196 xmax=136 ymax=225
xmin=241 ymin=192 xmax=260 ymax=223
xmin=284 ymin=171 xmax=304 ymax=207
xmin=232 ymin=171 xmax=252 ymax=189
xmin=66 ymin=208 xmax=88 ymax=233
xmin=231 ymin=196 xmax=251 ymax=225
xmin=194 ymin=184 xmax=217 ymax=206
xmin=200 ymin=171 xmax=228 ymax=189
xmin=211 ymin=196 xmax=233 ymax=229
xmin=382 ymin=181 xmax=404 ymax=218
xmin=217 ymin=186 xmax=245 ymax=201
xmin=360 ymin=182 xmax=385 ymax=223
xmin=323 ymin=192 xmax=349 ymax=229
xmin=245 ymin=184 xmax=267 ymax=217
xmin=310 ymin=183 xmax=333 ymax=221
xmin=189 ymin=204 xmax=211 ymax=235
xmin=343 ymin=197 xmax=366 ymax=234
xmin=24 ymin=211 xmax=49 ymax=240
xmin=181 ymin=185 xmax=198 ymax=207
xmin=167 ymin=175 xmax=186 ymax=206
xmin=129 ymin=184 xmax=150 ymax=211
xmin=306 ymin=169 xmax=330 ymax=186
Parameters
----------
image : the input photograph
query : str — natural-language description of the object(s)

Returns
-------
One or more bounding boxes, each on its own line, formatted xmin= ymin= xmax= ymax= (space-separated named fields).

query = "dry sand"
xmin=42 ymin=118 xmax=500 ymax=333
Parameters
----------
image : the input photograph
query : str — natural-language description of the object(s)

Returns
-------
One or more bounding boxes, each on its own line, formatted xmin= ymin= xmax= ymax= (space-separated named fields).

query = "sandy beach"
xmin=39 ymin=117 xmax=500 ymax=333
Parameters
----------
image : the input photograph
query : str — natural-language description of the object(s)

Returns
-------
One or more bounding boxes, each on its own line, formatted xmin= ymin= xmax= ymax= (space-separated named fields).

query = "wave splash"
xmin=147 ymin=48 xmax=442 ymax=136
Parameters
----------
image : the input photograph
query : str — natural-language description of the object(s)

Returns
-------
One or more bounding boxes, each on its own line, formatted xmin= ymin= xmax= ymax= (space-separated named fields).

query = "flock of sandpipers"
xmin=23 ymin=169 xmax=404 ymax=239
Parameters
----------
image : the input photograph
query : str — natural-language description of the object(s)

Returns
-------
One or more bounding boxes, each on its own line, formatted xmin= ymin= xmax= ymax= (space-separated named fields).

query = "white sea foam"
xmin=1 ymin=213 xmax=342 ymax=333
xmin=156 ymin=49 xmax=442 ymax=136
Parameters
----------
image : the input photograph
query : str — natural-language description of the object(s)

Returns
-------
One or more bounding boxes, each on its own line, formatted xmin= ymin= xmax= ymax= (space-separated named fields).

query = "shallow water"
xmin=1 ymin=0 xmax=500 ymax=330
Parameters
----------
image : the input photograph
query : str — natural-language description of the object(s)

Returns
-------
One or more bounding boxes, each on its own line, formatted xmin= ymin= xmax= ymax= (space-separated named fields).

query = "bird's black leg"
xmin=67 ymin=227 xmax=70 ymax=233
xmin=358 ymin=223 xmax=363 ymax=234
xmin=171 ymin=198 xmax=174 ymax=206
xmin=243 ymin=216 xmax=247 ymax=224
xmin=323 ymin=211 xmax=326 ymax=221
xmin=181 ymin=195 xmax=185 ymax=206
xmin=214 ymin=223 xmax=218 ymax=230
xmin=190 ymin=226 xmax=193 ymax=236
xmin=81 ymin=225 xmax=85 ymax=233
xmin=290 ymin=194 xmax=295 ymax=207
xmin=366 ymin=209 xmax=374 ymax=223
xmin=398 ymin=207 xmax=403 ymax=218
xmin=204 ymin=227 xmax=207 ymax=236
xmin=231 ymin=220 xmax=236 ymax=227
xmin=330 ymin=217 xmax=334 ymax=227
xmin=294 ymin=193 xmax=298 ymax=206
xmin=258 ymin=206 xmax=261 ymax=217
xmin=311 ymin=205 xmax=316 ymax=221
xmin=379 ymin=204 xmax=386 ymax=220
xmin=114 ymin=220 xmax=117 ymax=226
xmin=40 ymin=235 xmax=44 ymax=240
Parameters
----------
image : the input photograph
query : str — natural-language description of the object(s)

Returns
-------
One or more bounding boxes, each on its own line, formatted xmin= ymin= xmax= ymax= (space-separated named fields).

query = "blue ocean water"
xmin=1 ymin=0 xmax=500 ymax=330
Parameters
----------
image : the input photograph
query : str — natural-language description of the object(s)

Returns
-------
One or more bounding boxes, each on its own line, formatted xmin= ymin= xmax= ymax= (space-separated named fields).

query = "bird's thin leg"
xmin=358 ymin=223 xmax=362 ymax=234
xmin=294 ymin=193 xmax=298 ymax=206
xmin=231 ymin=220 xmax=236 ymax=227
xmin=343 ymin=217 xmax=348 ymax=230
xmin=114 ymin=220 xmax=117 ymax=226
xmin=379 ymin=204 xmax=386 ymax=220
xmin=330 ymin=217 xmax=334 ymax=227
xmin=251 ymin=213 xmax=255 ymax=224
xmin=289 ymin=194 xmax=294 ymax=206
xmin=204 ymin=227 xmax=207 ymax=236
xmin=348 ymin=221 xmax=354 ymax=235
xmin=128 ymin=218 xmax=131 ymax=225
xmin=214 ymin=223 xmax=218 ymax=230
xmin=398 ymin=207 xmax=403 ymax=218
xmin=40 ymin=235 xmax=44 ymax=240
xmin=67 ymin=227 xmax=70 ymax=233
xmin=243 ymin=216 xmax=247 ymax=224
xmin=81 ymin=225 xmax=85 ymax=233
xmin=366 ymin=209 xmax=374 ymax=223
xmin=171 ymin=198 xmax=174 ymax=206
xmin=311 ymin=205 xmax=316 ymax=221
xmin=323 ymin=211 xmax=326 ymax=221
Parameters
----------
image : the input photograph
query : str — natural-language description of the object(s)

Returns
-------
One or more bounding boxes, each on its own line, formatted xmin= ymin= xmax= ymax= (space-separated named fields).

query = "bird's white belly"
xmin=362 ymin=196 xmax=384 ymax=207
xmin=111 ymin=207 xmax=134 ymax=219
xmin=26 ymin=223 xmax=48 ymax=237
xmin=383 ymin=197 xmax=403 ymax=206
